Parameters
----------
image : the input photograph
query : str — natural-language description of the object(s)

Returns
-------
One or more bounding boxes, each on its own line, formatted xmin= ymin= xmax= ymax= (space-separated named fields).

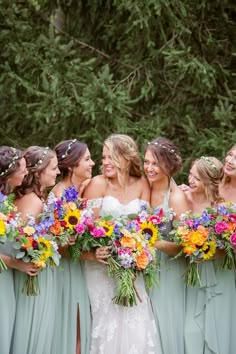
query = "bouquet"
xmin=0 ymin=192 xmax=18 ymax=271
xmin=170 ymin=210 xmax=217 ymax=286
xmin=13 ymin=215 xmax=61 ymax=295
xmin=207 ymin=203 xmax=236 ymax=270
xmin=75 ymin=210 xmax=160 ymax=306
xmin=46 ymin=187 xmax=91 ymax=257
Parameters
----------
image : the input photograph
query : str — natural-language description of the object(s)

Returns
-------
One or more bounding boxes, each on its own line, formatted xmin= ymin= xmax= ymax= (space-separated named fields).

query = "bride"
xmin=83 ymin=134 xmax=162 ymax=354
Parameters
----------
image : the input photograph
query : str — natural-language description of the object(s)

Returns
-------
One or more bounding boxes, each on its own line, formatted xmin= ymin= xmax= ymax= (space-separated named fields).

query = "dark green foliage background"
xmin=0 ymin=0 xmax=235 ymax=182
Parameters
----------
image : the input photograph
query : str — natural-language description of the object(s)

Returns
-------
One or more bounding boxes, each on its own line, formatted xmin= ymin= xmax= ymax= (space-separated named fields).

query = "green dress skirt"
xmin=51 ymin=258 xmax=91 ymax=354
xmin=0 ymin=242 xmax=15 ymax=354
xmin=184 ymin=259 xmax=236 ymax=353
xmin=11 ymin=267 xmax=57 ymax=354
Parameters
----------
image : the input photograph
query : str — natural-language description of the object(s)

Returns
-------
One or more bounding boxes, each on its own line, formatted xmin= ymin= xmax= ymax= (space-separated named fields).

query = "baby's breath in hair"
xmin=32 ymin=147 xmax=49 ymax=169
xmin=0 ymin=148 xmax=20 ymax=177
xmin=61 ymin=139 xmax=77 ymax=159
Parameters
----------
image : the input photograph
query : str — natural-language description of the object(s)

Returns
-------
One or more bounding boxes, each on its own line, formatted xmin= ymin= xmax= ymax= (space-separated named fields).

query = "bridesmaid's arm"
xmin=156 ymin=187 xmax=189 ymax=257
xmin=1 ymin=254 xmax=39 ymax=275
xmin=140 ymin=176 xmax=151 ymax=203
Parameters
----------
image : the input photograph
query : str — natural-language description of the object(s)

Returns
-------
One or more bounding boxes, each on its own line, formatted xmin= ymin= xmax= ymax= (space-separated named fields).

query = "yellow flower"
xmin=38 ymin=237 xmax=53 ymax=258
xmin=201 ymin=241 xmax=216 ymax=260
xmin=64 ymin=209 xmax=81 ymax=229
xmin=23 ymin=226 xmax=35 ymax=235
xmin=99 ymin=220 xmax=114 ymax=237
xmin=0 ymin=219 xmax=6 ymax=235
xmin=140 ymin=221 xmax=158 ymax=246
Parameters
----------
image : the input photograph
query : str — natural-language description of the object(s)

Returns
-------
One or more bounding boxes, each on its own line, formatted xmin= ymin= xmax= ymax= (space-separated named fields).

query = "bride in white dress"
xmin=83 ymin=134 xmax=162 ymax=354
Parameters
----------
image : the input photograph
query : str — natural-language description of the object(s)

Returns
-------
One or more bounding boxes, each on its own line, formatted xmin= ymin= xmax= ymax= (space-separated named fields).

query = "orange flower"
xmin=189 ymin=230 xmax=207 ymax=246
xmin=23 ymin=226 xmax=35 ymax=236
xmin=227 ymin=222 xmax=236 ymax=233
xmin=21 ymin=236 xmax=34 ymax=249
xmin=197 ymin=225 xmax=208 ymax=238
xmin=178 ymin=227 xmax=191 ymax=241
xmin=136 ymin=251 xmax=149 ymax=270
xmin=120 ymin=236 xmax=136 ymax=249
xmin=183 ymin=243 xmax=197 ymax=255
xmin=50 ymin=220 xmax=62 ymax=235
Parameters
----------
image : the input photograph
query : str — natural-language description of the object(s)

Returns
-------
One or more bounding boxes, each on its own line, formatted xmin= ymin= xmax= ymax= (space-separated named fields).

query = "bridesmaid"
xmin=50 ymin=139 xmax=94 ymax=354
xmin=219 ymin=144 xmax=236 ymax=203
xmin=11 ymin=146 xmax=60 ymax=354
xmin=0 ymin=146 xmax=35 ymax=354
xmin=143 ymin=137 xmax=189 ymax=354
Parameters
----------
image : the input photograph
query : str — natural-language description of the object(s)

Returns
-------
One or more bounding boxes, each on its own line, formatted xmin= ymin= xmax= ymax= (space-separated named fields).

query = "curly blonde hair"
xmin=103 ymin=134 xmax=142 ymax=187
xmin=192 ymin=156 xmax=223 ymax=203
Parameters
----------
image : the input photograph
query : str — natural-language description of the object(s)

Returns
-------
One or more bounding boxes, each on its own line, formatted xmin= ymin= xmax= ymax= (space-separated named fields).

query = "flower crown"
xmin=200 ymin=156 xmax=218 ymax=173
xmin=0 ymin=147 xmax=20 ymax=177
xmin=147 ymin=141 xmax=180 ymax=160
xmin=61 ymin=139 xmax=77 ymax=159
xmin=33 ymin=147 xmax=50 ymax=169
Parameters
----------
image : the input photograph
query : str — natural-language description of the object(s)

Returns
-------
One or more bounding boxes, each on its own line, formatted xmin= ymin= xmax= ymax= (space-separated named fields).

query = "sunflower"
xmin=99 ymin=220 xmax=114 ymax=237
xmin=140 ymin=221 xmax=158 ymax=246
xmin=64 ymin=209 xmax=81 ymax=229
xmin=0 ymin=219 xmax=6 ymax=236
xmin=201 ymin=241 xmax=216 ymax=260
xmin=38 ymin=237 xmax=53 ymax=258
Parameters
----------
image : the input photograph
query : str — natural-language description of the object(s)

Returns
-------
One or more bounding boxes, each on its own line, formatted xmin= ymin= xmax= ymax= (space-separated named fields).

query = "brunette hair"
xmin=55 ymin=139 xmax=88 ymax=178
xmin=0 ymin=146 xmax=24 ymax=194
xmin=145 ymin=137 xmax=182 ymax=177
xmin=15 ymin=146 xmax=56 ymax=200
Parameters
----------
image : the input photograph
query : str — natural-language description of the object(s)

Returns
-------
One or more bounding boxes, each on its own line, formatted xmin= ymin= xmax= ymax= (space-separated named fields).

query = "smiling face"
xmin=72 ymin=148 xmax=95 ymax=181
xmin=39 ymin=155 xmax=60 ymax=189
xmin=188 ymin=163 xmax=205 ymax=194
xmin=102 ymin=145 xmax=119 ymax=178
xmin=7 ymin=158 xmax=28 ymax=187
xmin=143 ymin=149 xmax=167 ymax=183
xmin=224 ymin=147 xmax=236 ymax=178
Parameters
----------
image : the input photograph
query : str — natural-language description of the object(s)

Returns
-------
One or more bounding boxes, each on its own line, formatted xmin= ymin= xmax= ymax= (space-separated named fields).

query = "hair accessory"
xmin=0 ymin=148 xmax=20 ymax=177
xmin=33 ymin=147 xmax=50 ymax=169
xmin=200 ymin=156 xmax=218 ymax=172
xmin=61 ymin=139 xmax=77 ymax=159
xmin=148 ymin=141 xmax=180 ymax=160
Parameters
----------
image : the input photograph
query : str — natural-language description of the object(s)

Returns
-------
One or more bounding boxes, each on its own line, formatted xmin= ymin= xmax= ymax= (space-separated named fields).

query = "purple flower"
xmin=64 ymin=186 xmax=79 ymax=202
xmin=230 ymin=233 xmax=236 ymax=246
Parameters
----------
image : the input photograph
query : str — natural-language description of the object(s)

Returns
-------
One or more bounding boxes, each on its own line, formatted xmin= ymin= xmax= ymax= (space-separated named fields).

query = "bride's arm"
xmin=140 ymin=176 xmax=151 ymax=203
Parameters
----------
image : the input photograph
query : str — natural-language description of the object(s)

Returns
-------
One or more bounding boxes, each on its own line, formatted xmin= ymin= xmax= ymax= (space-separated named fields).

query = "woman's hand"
xmin=95 ymin=246 xmax=111 ymax=264
xmin=68 ymin=234 xmax=77 ymax=246
xmin=178 ymin=184 xmax=190 ymax=192
xmin=12 ymin=259 xmax=39 ymax=276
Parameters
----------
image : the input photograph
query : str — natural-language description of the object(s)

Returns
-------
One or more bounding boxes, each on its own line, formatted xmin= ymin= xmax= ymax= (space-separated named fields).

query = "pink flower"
xmin=149 ymin=216 xmax=161 ymax=225
xmin=186 ymin=220 xmax=194 ymax=228
xmin=84 ymin=217 xmax=93 ymax=227
xmin=230 ymin=233 xmax=236 ymax=246
xmin=229 ymin=214 xmax=236 ymax=223
xmin=215 ymin=221 xmax=228 ymax=234
xmin=91 ymin=226 xmax=106 ymax=238
xmin=75 ymin=223 xmax=86 ymax=234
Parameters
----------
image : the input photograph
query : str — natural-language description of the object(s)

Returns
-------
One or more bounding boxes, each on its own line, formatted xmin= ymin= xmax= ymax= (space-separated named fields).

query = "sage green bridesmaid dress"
xmin=150 ymin=188 xmax=187 ymax=354
xmin=11 ymin=267 xmax=57 ymax=354
xmin=51 ymin=258 xmax=91 ymax=354
xmin=184 ymin=259 xmax=236 ymax=354
xmin=0 ymin=241 xmax=15 ymax=354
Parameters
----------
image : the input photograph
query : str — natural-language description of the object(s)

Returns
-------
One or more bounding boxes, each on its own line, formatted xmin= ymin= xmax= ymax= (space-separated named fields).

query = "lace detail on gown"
xmin=85 ymin=196 xmax=162 ymax=354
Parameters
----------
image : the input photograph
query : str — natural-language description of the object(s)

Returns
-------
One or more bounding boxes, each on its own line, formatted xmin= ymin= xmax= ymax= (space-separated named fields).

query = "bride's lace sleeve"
xmin=87 ymin=198 xmax=103 ymax=209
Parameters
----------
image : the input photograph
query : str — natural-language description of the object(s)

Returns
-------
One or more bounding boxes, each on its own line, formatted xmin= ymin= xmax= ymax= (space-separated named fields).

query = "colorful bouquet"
xmin=46 ymin=187 xmax=91 ymax=257
xmin=75 ymin=209 xmax=161 ymax=306
xmin=13 ymin=215 xmax=61 ymax=295
xmin=170 ymin=204 xmax=236 ymax=286
xmin=170 ymin=210 xmax=217 ymax=286
xmin=0 ymin=192 xmax=18 ymax=271
xmin=207 ymin=203 xmax=236 ymax=270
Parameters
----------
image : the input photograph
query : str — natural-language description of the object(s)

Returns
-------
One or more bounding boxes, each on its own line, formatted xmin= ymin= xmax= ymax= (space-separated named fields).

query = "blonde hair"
xmin=223 ymin=144 xmax=236 ymax=185
xmin=193 ymin=156 xmax=223 ymax=203
xmin=103 ymin=134 xmax=142 ymax=187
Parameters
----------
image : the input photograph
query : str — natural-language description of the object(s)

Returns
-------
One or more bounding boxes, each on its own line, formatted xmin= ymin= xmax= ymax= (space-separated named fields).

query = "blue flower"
xmin=0 ymin=192 xmax=7 ymax=203
xmin=64 ymin=186 xmax=78 ymax=202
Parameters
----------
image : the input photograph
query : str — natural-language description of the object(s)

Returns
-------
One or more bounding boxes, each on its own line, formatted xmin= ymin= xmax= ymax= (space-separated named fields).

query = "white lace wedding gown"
xmin=85 ymin=196 xmax=162 ymax=354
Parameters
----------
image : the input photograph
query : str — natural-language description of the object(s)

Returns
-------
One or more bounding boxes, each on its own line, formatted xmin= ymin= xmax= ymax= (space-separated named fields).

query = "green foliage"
xmin=0 ymin=0 xmax=235 ymax=181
